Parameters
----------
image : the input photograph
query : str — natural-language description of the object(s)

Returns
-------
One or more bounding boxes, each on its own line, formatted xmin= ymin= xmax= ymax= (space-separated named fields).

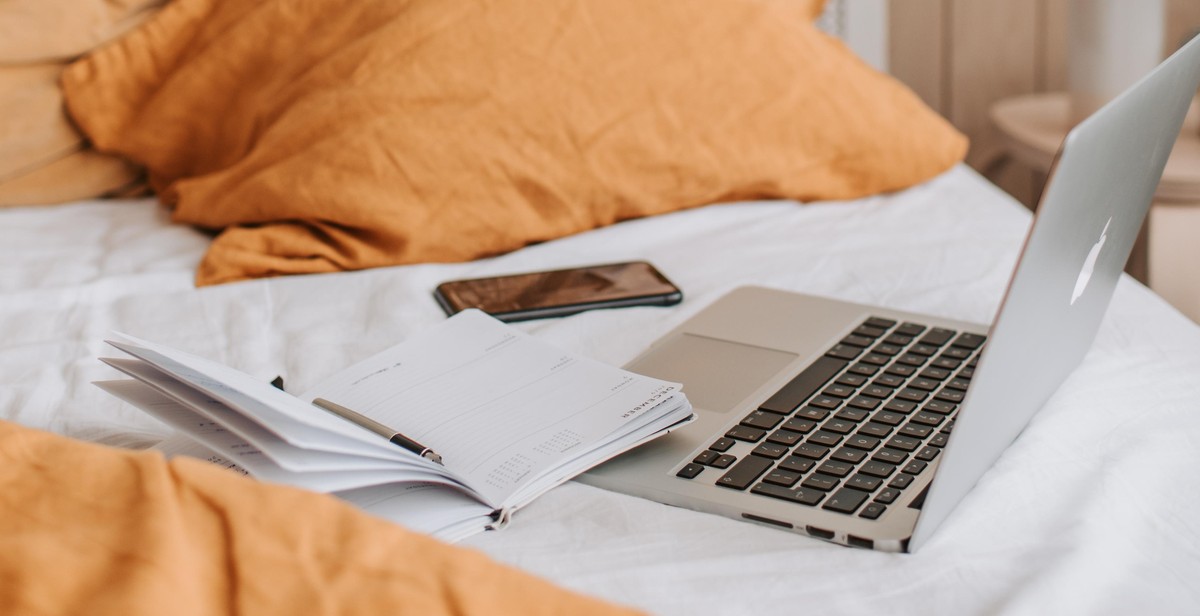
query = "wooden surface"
xmin=989 ymin=92 xmax=1200 ymax=287
xmin=888 ymin=0 xmax=1071 ymax=207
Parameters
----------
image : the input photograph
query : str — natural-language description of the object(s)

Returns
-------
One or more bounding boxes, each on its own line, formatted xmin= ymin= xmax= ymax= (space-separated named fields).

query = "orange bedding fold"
xmin=63 ymin=0 xmax=966 ymax=285
xmin=0 ymin=421 xmax=640 ymax=615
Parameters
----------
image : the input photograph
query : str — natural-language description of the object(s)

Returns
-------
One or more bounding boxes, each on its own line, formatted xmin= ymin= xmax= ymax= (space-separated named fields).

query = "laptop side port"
xmin=805 ymin=525 xmax=835 ymax=540
xmin=741 ymin=513 xmax=793 ymax=529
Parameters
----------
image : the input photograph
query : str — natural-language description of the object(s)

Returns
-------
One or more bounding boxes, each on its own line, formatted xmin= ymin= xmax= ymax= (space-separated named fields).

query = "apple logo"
xmin=1072 ymin=217 xmax=1111 ymax=305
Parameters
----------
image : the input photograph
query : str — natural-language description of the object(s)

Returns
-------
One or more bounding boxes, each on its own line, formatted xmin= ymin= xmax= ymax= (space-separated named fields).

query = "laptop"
xmin=580 ymin=36 xmax=1200 ymax=553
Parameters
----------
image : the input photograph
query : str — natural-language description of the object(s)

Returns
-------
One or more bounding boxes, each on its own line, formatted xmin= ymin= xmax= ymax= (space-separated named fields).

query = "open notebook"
xmin=96 ymin=310 xmax=694 ymax=542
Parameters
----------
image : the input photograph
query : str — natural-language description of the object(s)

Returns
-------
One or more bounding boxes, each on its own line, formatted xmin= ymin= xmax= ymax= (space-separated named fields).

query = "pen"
xmin=311 ymin=397 xmax=444 ymax=465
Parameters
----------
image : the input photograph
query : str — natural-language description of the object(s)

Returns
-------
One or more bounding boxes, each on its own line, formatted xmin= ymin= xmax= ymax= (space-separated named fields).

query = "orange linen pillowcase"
xmin=63 ymin=0 xmax=966 ymax=286
xmin=0 ymin=421 xmax=640 ymax=615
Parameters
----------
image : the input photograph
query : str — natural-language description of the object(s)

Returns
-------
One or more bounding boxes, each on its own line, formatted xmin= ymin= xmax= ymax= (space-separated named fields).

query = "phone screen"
xmin=433 ymin=261 xmax=682 ymax=322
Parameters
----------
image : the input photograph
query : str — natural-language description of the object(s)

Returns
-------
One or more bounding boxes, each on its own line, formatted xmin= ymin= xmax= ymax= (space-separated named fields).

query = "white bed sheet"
xmin=2 ymin=165 xmax=1198 ymax=614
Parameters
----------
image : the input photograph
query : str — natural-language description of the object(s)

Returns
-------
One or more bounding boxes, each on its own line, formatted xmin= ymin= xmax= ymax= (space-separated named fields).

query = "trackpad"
xmin=627 ymin=334 xmax=797 ymax=413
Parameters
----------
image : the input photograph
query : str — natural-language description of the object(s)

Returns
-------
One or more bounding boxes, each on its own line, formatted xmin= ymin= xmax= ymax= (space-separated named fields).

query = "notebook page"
xmin=301 ymin=310 xmax=685 ymax=508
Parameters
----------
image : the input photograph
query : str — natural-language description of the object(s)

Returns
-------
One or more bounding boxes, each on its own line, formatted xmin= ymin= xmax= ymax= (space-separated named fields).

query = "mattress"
xmin=3 ymin=165 xmax=1198 ymax=614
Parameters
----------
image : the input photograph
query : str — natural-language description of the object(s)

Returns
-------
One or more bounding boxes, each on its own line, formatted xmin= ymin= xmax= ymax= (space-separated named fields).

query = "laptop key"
xmin=766 ymin=429 xmax=805 ymax=447
xmin=751 ymin=482 xmax=825 ymax=506
xmin=835 ymin=407 xmax=871 ymax=422
xmin=899 ymin=423 xmax=933 ymax=438
xmin=840 ymin=334 xmax=874 ymax=348
xmin=822 ymin=384 xmax=856 ymax=398
xmin=952 ymin=333 xmax=987 ymax=350
xmin=871 ymin=410 xmax=906 ymax=426
xmin=849 ymin=363 xmax=879 ymax=376
xmin=846 ymin=473 xmax=883 ymax=492
xmin=757 ymin=356 xmax=847 ymax=415
xmin=875 ymin=488 xmax=901 ymax=504
xmin=915 ymin=446 xmax=941 ymax=461
xmin=883 ymin=399 xmax=917 ymax=414
xmin=859 ymin=503 xmax=887 ymax=520
xmin=778 ymin=456 xmax=816 ymax=473
xmin=911 ymin=411 xmax=945 ymax=427
xmin=946 ymin=377 xmax=971 ymax=391
xmin=857 ymin=422 xmax=893 ymax=438
xmin=935 ymin=389 xmax=965 ymax=404
xmin=822 ymin=487 xmax=869 ymax=514
xmin=836 ymin=373 xmax=869 ymax=387
xmin=872 ymin=448 xmax=909 ymax=465
xmin=741 ymin=410 xmax=785 ymax=430
xmin=941 ymin=346 xmax=972 ymax=360
xmin=710 ymin=437 xmax=736 ymax=452
xmin=864 ymin=317 xmax=897 ymax=329
xmin=860 ymin=353 xmax=891 ymax=366
xmin=801 ymin=473 xmax=841 ymax=492
xmin=677 ymin=463 xmax=705 ymax=479
xmin=852 ymin=324 xmax=887 ymax=338
xmin=871 ymin=343 xmax=903 ymax=356
xmin=726 ymin=425 xmax=767 ymax=442
xmin=908 ymin=343 xmax=939 ymax=357
xmin=694 ymin=450 xmax=720 ymax=465
xmin=908 ymin=378 xmax=939 ymax=392
xmin=716 ymin=455 xmax=773 ymax=490
xmin=923 ymin=400 xmax=957 ymax=415
xmin=929 ymin=433 xmax=949 ymax=448
xmin=782 ymin=417 xmax=817 ymax=433
xmin=847 ymin=396 xmax=881 ymax=411
xmin=826 ymin=344 xmax=863 ymax=361
xmin=846 ymin=434 xmax=880 ymax=451
xmin=816 ymin=460 xmax=855 ymax=478
xmin=884 ymin=364 xmax=917 ymax=377
xmin=888 ymin=474 xmax=915 ymax=489
xmin=763 ymin=469 xmax=802 ymax=487
xmin=830 ymin=447 xmax=867 ymax=464
xmin=895 ymin=322 xmax=926 ymax=337
xmin=795 ymin=406 xmax=830 ymax=421
xmin=712 ymin=454 xmax=737 ymax=469
xmin=885 ymin=435 xmax=922 ymax=452
xmin=808 ymin=431 xmax=843 ymax=447
xmin=822 ymin=418 xmax=856 ymax=434
xmin=919 ymin=367 xmax=952 ymax=380
xmin=918 ymin=327 xmax=956 ymax=346
xmin=932 ymin=356 xmax=961 ymax=370
xmin=793 ymin=442 xmax=830 ymax=460
xmin=862 ymin=384 xmax=894 ymax=399
xmin=873 ymin=374 xmax=905 ymax=388
xmin=860 ymin=461 xmax=896 ymax=478
xmin=751 ymin=443 xmax=790 ymax=459
xmin=808 ymin=395 xmax=843 ymax=410
xmin=902 ymin=460 xmax=928 ymax=475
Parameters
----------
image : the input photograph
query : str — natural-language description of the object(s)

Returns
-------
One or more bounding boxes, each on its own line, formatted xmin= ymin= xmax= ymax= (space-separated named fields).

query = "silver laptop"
xmin=581 ymin=36 xmax=1200 ymax=552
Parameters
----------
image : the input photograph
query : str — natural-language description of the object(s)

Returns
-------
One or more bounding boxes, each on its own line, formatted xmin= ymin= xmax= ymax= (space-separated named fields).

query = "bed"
xmin=6 ymin=162 xmax=1200 ymax=613
xmin=4 ymin=0 xmax=1200 ymax=614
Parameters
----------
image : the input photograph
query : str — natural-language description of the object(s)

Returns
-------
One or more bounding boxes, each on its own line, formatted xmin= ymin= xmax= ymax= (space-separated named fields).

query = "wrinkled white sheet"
xmin=2 ymin=165 xmax=1198 ymax=614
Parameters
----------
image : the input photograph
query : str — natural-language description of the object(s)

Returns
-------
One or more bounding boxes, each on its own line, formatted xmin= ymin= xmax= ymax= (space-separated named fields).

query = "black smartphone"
xmin=433 ymin=261 xmax=683 ymax=322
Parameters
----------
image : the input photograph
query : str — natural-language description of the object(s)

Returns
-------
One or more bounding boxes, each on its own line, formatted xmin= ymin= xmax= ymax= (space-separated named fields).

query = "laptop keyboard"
xmin=675 ymin=317 xmax=986 ymax=522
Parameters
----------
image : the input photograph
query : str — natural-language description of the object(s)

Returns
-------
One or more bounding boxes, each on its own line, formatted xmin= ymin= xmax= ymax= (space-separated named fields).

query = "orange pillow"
xmin=63 ymin=0 xmax=966 ymax=286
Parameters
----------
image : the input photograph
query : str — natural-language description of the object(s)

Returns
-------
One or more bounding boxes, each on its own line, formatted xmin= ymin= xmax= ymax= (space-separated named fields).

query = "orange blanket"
xmin=0 ymin=421 xmax=639 ymax=615
xmin=63 ymin=0 xmax=965 ymax=285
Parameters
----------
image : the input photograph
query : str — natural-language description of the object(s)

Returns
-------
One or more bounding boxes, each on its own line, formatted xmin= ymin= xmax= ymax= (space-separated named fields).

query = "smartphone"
xmin=433 ymin=261 xmax=683 ymax=322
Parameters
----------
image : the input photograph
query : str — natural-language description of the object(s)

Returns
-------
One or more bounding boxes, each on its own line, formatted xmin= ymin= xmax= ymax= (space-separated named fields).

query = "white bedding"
xmin=3 ymin=165 xmax=1199 ymax=614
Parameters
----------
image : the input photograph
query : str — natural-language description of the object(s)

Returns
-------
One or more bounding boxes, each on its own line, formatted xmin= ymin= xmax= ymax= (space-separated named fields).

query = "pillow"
xmin=63 ymin=0 xmax=966 ymax=286
xmin=0 ymin=421 xmax=640 ymax=615
xmin=0 ymin=0 xmax=160 ymax=207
